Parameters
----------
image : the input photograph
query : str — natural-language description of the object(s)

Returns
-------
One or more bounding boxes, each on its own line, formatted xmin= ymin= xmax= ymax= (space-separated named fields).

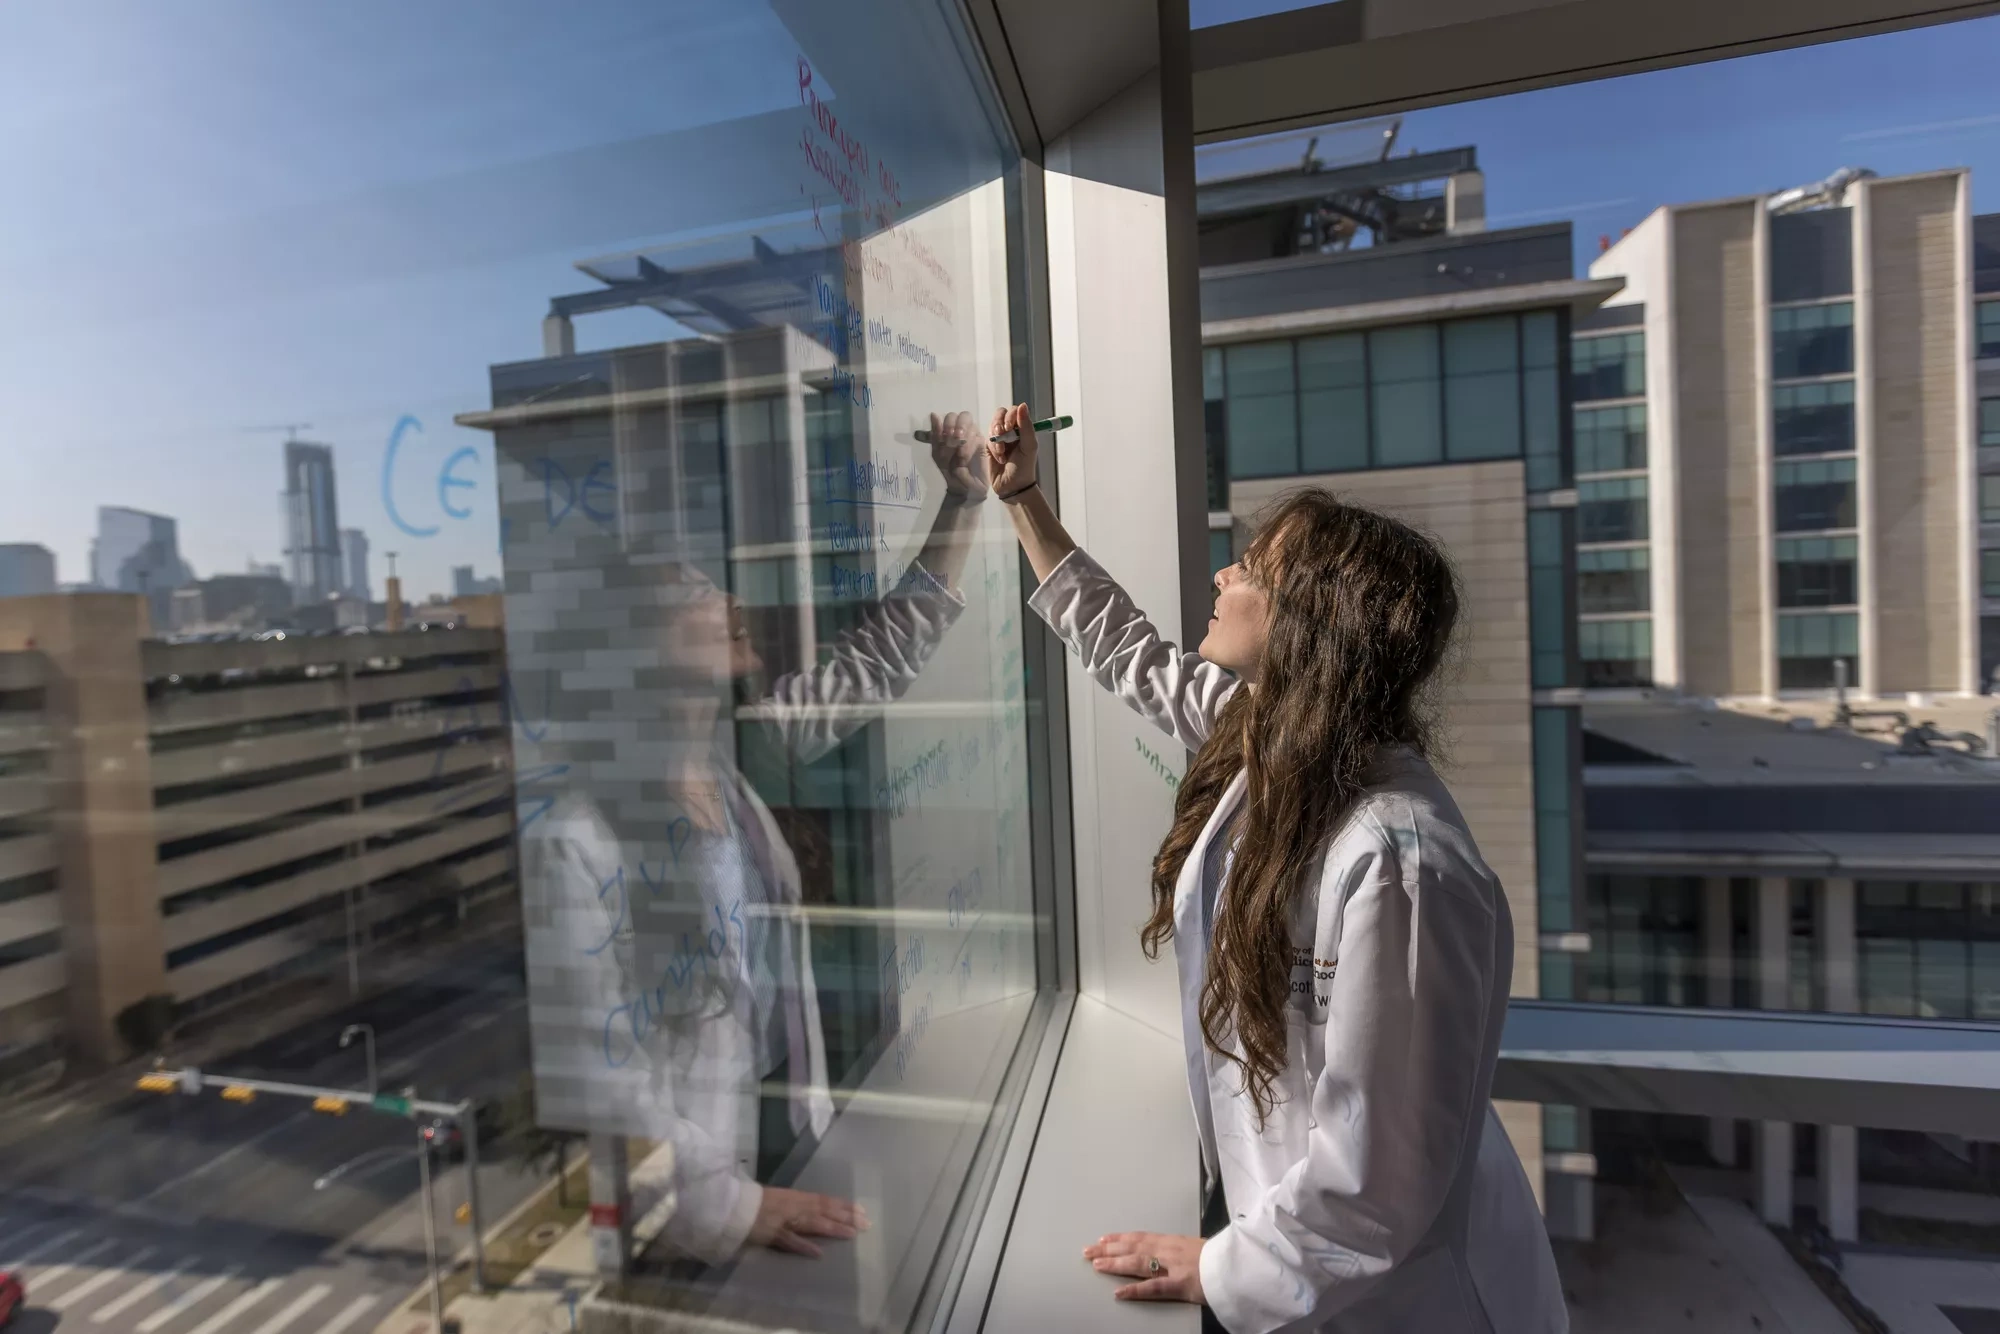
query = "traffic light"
xmin=136 ymin=1073 xmax=176 ymax=1094
xmin=220 ymin=1085 xmax=256 ymax=1104
xmin=311 ymin=1096 xmax=349 ymax=1116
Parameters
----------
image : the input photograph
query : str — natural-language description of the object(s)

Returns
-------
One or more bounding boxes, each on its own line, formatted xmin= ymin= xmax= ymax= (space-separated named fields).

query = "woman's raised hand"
xmin=986 ymin=403 xmax=1037 ymax=500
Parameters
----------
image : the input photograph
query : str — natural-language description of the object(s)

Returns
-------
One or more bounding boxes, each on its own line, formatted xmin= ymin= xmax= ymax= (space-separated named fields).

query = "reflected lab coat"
xmin=1028 ymin=550 xmax=1567 ymax=1334
xmin=523 ymin=566 xmax=964 ymax=1264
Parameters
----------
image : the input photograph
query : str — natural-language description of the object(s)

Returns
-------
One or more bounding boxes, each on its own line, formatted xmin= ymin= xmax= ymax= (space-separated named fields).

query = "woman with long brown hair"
xmin=987 ymin=404 xmax=1566 ymax=1333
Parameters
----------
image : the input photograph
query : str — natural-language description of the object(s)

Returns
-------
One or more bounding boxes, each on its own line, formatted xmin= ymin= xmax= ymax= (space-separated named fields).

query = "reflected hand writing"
xmin=750 ymin=1186 xmax=872 ymax=1258
xmin=927 ymin=411 xmax=989 ymax=503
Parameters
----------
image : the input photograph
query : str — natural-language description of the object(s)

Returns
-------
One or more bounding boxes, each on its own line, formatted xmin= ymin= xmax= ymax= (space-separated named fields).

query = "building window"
xmin=1209 ymin=526 xmax=1233 ymax=578
xmin=1368 ymin=324 xmax=1443 ymax=466
xmin=1532 ymin=706 xmax=1579 ymax=953
xmin=1776 ymin=535 xmax=1858 ymax=607
xmin=1984 ymin=473 xmax=2000 ymax=525
xmin=1857 ymin=882 xmax=2000 ymax=1019
xmin=1580 ymin=617 xmax=1652 ymax=687
xmin=1770 ymin=301 xmax=1854 ymax=379
xmin=1297 ymin=332 xmax=1369 ymax=474
xmin=1577 ymin=476 xmax=1649 ymax=543
xmin=1523 ymin=310 xmax=1566 ymax=492
xmin=1223 ymin=341 xmax=1298 ymax=478
xmin=1528 ymin=509 xmax=1575 ymax=689
xmin=1773 ymin=456 xmax=1857 ymax=532
xmin=1776 ymin=611 xmax=1859 ymax=688
xmin=1572 ymin=331 xmax=1644 ymax=402
xmin=1985 ymin=548 xmax=2000 ymax=599
xmin=1582 ymin=874 xmax=1702 ymax=1006
xmin=1772 ymin=380 xmax=1856 ymax=456
xmin=1204 ymin=346 xmax=1228 ymax=509
xmin=1980 ymin=397 xmax=2000 ymax=447
xmin=1979 ymin=300 xmax=2000 ymax=360
xmin=1205 ymin=312 xmax=1566 ymax=485
xmin=1574 ymin=404 xmax=1647 ymax=474
xmin=1443 ymin=316 xmax=1523 ymax=462
xmin=1578 ymin=546 xmax=1650 ymax=614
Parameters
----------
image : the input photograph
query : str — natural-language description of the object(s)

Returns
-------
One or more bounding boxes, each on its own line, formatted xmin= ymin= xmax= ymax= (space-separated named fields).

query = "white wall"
xmin=1044 ymin=69 xmax=1193 ymax=1040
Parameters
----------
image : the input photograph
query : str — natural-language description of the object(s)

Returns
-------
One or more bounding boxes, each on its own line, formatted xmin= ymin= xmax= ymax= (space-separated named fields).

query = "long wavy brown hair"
xmin=1146 ymin=489 xmax=1461 ymax=1125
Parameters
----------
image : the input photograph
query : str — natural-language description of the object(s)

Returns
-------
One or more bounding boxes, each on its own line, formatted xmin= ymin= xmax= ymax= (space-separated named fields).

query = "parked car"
xmin=0 ymin=1269 xmax=24 ymax=1326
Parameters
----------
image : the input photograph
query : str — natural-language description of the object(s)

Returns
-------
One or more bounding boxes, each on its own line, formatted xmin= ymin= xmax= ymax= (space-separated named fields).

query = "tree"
xmin=113 ymin=994 xmax=177 ymax=1057
xmin=490 ymin=1072 xmax=584 ymax=1205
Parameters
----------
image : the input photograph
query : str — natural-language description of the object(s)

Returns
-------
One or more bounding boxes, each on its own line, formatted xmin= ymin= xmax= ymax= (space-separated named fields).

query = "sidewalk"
xmin=375 ymin=1217 xmax=597 ymax=1334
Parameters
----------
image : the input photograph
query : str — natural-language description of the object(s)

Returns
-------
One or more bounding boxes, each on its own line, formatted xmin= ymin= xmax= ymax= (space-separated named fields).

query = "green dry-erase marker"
xmin=990 ymin=414 xmax=1073 ymax=445
xmin=911 ymin=414 xmax=1074 ymax=445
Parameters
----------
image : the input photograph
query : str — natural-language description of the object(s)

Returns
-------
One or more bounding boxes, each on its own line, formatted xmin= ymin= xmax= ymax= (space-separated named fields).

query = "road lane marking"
xmin=312 ymin=1294 xmax=378 ymax=1334
xmin=3 ymin=1226 xmax=79 ymax=1268
xmin=136 ymin=1265 xmax=241 ymax=1333
xmin=183 ymin=1276 xmax=283 ymax=1334
xmin=0 ymin=1224 xmax=41 ymax=1257
xmin=93 ymin=1256 xmax=191 ymax=1323
xmin=40 ymin=1100 xmax=77 ymax=1123
xmin=29 ymin=1235 xmax=116 ymax=1290
xmin=246 ymin=1283 xmax=330 ymax=1334
xmin=53 ymin=1245 xmax=155 ymax=1310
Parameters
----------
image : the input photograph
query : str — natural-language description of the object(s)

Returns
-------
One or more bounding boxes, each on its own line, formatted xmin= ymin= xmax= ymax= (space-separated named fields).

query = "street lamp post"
xmin=340 ymin=1024 xmax=377 ymax=1095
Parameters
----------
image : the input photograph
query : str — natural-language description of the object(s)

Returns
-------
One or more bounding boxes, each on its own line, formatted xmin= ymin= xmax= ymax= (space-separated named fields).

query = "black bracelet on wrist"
xmin=999 ymin=478 xmax=1039 ymax=504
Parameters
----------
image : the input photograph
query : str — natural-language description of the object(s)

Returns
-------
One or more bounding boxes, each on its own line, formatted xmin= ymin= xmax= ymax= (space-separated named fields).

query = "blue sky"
xmin=4 ymin=3 xmax=2000 ymax=597
xmin=1195 ymin=10 xmax=2000 ymax=275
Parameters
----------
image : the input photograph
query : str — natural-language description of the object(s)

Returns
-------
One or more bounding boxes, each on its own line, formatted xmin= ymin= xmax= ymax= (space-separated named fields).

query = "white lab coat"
xmin=1028 ymin=549 xmax=1567 ymax=1334
xmin=523 ymin=565 xmax=964 ymax=1263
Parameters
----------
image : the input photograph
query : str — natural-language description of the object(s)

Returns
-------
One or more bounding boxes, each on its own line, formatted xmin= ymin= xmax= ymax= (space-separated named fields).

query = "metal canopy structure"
xmin=1498 ymin=1002 xmax=2000 ymax=1141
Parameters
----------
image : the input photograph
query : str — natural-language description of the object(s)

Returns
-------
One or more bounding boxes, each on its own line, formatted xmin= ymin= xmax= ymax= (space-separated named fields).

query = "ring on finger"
xmin=1146 ymin=1256 xmax=1164 ymax=1275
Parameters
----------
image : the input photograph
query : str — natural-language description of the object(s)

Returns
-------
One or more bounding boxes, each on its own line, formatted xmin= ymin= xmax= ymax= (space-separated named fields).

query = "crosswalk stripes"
xmin=92 ymin=1255 xmax=191 ymax=1324
xmin=0 ymin=1216 xmax=401 ymax=1334
xmin=136 ymin=1265 xmax=243 ymax=1334
xmin=314 ymin=1294 xmax=379 ymax=1334
xmin=3 ymin=1226 xmax=80 ymax=1269
xmin=183 ymin=1277 xmax=284 ymax=1334
xmin=245 ymin=1283 xmax=330 ymax=1334
xmin=53 ymin=1244 xmax=157 ymax=1311
xmin=29 ymin=1234 xmax=118 ymax=1292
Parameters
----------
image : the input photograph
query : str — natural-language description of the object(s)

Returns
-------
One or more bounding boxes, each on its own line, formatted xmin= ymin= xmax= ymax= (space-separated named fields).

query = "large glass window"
xmin=1578 ymin=546 xmax=1651 ymax=614
xmin=1979 ymin=397 xmax=2000 ymax=447
xmin=1443 ymin=316 xmax=1523 ymax=461
xmin=1575 ymin=404 xmax=1647 ymax=474
xmin=1984 ymin=474 xmax=2000 ymax=523
xmin=1298 ymin=332 xmax=1370 ymax=473
xmin=1203 ymin=312 xmax=1564 ymax=483
xmin=0 ymin=6 xmax=1051 ymax=1328
xmin=1770 ymin=301 xmax=1854 ymax=379
xmin=1529 ymin=509 xmax=1575 ymax=689
xmin=1369 ymin=324 xmax=1444 ymax=466
xmin=1979 ymin=299 xmax=2000 ymax=359
xmin=1580 ymin=618 xmax=1653 ymax=687
xmin=1572 ymin=331 xmax=1645 ymax=402
xmin=1523 ymin=310 xmax=1566 ymax=492
xmin=1777 ymin=612 xmax=1860 ymax=688
xmin=1578 ymin=476 xmax=1650 ymax=543
xmin=1225 ymin=341 xmax=1301 ymax=478
xmin=1985 ymin=548 xmax=2000 ymax=598
xmin=1204 ymin=346 xmax=1229 ymax=508
xmin=1776 ymin=535 xmax=1859 ymax=607
xmin=1774 ymin=456 xmax=1858 ymax=531
xmin=1772 ymin=380 xmax=1856 ymax=456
